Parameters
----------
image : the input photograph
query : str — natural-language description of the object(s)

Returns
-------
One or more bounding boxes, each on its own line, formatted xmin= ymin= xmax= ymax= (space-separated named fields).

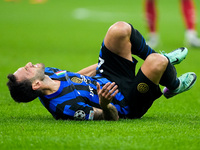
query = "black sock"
xmin=159 ymin=61 xmax=180 ymax=90
xmin=129 ymin=24 xmax=156 ymax=60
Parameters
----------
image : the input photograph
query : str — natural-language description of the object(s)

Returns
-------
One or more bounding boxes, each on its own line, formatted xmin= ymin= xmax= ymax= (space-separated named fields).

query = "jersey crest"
xmin=71 ymin=77 xmax=83 ymax=84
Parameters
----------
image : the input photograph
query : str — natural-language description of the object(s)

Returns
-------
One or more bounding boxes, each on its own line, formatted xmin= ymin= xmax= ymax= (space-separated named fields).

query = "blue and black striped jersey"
xmin=39 ymin=67 xmax=130 ymax=120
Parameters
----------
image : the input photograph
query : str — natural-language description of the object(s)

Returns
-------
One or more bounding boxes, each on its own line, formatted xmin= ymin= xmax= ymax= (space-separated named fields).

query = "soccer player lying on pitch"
xmin=7 ymin=22 xmax=197 ymax=121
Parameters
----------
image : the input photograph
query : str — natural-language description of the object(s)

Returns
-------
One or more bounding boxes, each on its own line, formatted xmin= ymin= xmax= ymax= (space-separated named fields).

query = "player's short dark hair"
xmin=7 ymin=74 xmax=42 ymax=103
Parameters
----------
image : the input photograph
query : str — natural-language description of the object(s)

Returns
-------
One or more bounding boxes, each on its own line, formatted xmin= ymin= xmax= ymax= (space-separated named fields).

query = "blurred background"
xmin=1 ymin=0 xmax=199 ymax=72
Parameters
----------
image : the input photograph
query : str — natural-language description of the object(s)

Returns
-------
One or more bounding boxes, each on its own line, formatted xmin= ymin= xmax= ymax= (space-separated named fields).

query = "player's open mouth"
xmin=35 ymin=64 xmax=39 ymax=68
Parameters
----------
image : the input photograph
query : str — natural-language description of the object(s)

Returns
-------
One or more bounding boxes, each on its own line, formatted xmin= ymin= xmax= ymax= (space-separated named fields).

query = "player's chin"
xmin=38 ymin=63 xmax=45 ymax=69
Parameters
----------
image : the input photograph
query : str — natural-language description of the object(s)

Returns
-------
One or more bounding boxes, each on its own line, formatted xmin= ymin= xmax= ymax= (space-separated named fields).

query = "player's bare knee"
xmin=108 ymin=21 xmax=131 ymax=38
xmin=147 ymin=53 xmax=168 ymax=72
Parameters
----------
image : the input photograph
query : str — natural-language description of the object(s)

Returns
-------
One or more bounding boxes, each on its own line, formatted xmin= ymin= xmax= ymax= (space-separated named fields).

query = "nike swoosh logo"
xmin=173 ymin=58 xmax=179 ymax=63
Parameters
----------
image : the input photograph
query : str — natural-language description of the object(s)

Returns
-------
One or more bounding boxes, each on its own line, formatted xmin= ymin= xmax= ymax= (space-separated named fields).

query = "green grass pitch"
xmin=0 ymin=0 xmax=200 ymax=149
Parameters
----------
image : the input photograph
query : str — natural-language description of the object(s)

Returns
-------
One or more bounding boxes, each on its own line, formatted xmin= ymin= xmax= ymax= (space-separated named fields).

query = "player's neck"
xmin=41 ymin=76 xmax=61 ymax=95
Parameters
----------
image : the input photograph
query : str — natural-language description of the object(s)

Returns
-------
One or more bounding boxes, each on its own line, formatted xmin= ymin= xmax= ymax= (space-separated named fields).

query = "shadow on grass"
xmin=2 ymin=112 xmax=199 ymax=127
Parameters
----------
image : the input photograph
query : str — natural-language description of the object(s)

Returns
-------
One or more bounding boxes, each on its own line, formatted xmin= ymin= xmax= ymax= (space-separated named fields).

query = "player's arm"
xmin=77 ymin=63 xmax=97 ymax=76
xmin=93 ymin=82 xmax=119 ymax=121
xmin=93 ymin=104 xmax=119 ymax=121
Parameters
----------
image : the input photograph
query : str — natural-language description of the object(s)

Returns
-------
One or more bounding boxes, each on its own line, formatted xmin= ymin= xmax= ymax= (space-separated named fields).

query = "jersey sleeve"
xmin=55 ymin=97 xmax=95 ymax=121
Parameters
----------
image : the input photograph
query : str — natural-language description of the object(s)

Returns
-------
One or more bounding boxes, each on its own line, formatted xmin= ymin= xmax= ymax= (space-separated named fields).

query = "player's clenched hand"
xmin=97 ymin=82 xmax=119 ymax=109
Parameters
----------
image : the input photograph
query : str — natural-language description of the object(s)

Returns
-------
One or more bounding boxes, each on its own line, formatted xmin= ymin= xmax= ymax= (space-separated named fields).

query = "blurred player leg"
xmin=145 ymin=0 xmax=159 ymax=48
xmin=181 ymin=0 xmax=200 ymax=47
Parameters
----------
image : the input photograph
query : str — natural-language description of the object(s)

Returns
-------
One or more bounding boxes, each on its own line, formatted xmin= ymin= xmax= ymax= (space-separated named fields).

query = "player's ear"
xmin=32 ymin=80 xmax=42 ymax=90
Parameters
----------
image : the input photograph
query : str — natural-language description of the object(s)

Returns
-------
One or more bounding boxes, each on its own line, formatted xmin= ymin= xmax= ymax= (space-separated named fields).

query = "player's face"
xmin=14 ymin=62 xmax=45 ymax=82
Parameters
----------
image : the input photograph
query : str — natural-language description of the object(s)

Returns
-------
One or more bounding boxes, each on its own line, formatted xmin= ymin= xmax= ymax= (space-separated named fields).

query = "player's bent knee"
xmin=109 ymin=21 xmax=131 ymax=38
xmin=146 ymin=53 xmax=168 ymax=72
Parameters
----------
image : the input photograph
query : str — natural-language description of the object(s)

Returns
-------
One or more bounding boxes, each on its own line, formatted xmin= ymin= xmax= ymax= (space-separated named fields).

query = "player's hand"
xmin=97 ymin=82 xmax=119 ymax=109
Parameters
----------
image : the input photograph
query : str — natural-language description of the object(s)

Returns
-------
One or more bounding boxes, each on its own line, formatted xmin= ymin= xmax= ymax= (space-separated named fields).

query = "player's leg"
xmin=144 ymin=0 xmax=159 ymax=48
xmin=128 ymin=53 xmax=179 ymax=118
xmin=181 ymin=0 xmax=200 ymax=47
xmin=104 ymin=21 xmax=133 ymax=62
xmin=130 ymin=22 xmax=189 ymax=64
xmin=129 ymin=24 xmax=157 ymax=60
xmin=104 ymin=22 xmax=187 ymax=64
xmin=141 ymin=53 xmax=197 ymax=98
xmin=104 ymin=21 xmax=156 ymax=61
xmin=141 ymin=53 xmax=179 ymax=88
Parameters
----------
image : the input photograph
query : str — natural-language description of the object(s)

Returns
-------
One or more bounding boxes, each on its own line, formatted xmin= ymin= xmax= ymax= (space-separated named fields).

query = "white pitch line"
xmin=72 ymin=8 xmax=140 ymax=23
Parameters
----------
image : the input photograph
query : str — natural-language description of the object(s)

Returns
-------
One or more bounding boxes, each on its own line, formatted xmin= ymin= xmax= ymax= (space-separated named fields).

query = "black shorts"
xmin=97 ymin=44 xmax=162 ymax=118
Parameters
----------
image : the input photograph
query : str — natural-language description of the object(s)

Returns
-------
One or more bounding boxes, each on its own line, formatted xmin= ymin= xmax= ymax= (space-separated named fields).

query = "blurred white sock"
xmin=146 ymin=32 xmax=159 ymax=49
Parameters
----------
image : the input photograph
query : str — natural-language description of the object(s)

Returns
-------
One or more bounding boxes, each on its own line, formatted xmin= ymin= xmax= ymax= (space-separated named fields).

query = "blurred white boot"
xmin=185 ymin=30 xmax=200 ymax=47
